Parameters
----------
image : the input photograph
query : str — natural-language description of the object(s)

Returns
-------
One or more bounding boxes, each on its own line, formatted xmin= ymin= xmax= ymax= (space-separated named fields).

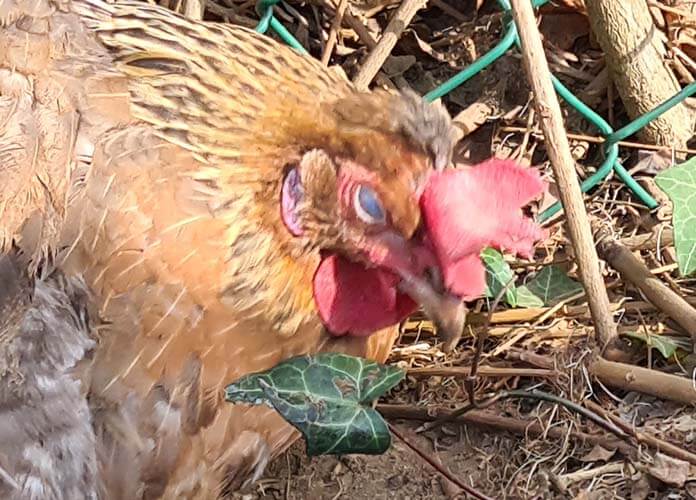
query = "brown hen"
xmin=0 ymin=0 xmax=466 ymax=497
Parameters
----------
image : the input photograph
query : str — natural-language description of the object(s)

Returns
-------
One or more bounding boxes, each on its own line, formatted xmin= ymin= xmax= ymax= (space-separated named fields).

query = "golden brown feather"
xmin=0 ymin=0 xmax=457 ymax=497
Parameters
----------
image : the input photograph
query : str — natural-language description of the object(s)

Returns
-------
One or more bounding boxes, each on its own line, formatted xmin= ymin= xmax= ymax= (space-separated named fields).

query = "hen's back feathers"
xmin=0 ymin=255 xmax=98 ymax=499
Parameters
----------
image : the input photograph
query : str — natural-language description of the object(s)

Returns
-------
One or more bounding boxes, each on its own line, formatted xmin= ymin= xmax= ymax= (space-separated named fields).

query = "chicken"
xmin=0 ymin=0 xmax=545 ymax=497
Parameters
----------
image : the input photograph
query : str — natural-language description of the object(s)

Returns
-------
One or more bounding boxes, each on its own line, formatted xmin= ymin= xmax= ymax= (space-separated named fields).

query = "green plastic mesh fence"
xmin=255 ymin=0 xmax=696 ymax=224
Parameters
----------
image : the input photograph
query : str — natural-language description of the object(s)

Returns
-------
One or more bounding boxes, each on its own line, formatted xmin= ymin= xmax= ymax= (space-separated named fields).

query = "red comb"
xmin=420 ymin=159 xmax=547 ymax=300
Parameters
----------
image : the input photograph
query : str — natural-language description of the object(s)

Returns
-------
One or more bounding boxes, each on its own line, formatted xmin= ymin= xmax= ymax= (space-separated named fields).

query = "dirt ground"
xmin=238 ymin=423 xmax=693 ymax=500
xmin=238 ymin=422 xmax=511 ymax=500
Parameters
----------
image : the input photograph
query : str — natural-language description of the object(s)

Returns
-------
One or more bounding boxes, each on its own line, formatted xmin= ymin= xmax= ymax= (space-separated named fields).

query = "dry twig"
xmin=589 ymin=357 xmax=696 ymax=404
xmin=388 ymin=423 xmax=494 ymax=500
xmin=353 ymin=0 xmax=426 ymax=89
xmin=597 ymin=233 xmax=696 ymax=343
xmin=585 ymin=399 xmax=696 ymax=465
xmin=498 ymin=126 xmax=696 ymax=155
xmin=510 ymin=0 xmax=618 ymax=350
xmin=379 ymin=405 xmax=636 ymax=457
xmin=556 ymin=463 xmax=626 ymax=490
xmin=407 ymin=365 xmax=556 ymax=378
xmin=321 ymin=0 xmax=348 ymax=65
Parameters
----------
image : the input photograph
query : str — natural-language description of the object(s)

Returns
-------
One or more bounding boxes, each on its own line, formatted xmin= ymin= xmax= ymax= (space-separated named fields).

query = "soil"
xmin=237 ymin=421 xmax=512 ymax=500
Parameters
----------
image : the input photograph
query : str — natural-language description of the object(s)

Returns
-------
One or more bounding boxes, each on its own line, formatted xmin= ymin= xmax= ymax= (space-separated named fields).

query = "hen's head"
xmin=269 ymin=89 xmax=546 ymax=346
xmin=75 ymin=3 xmax=543 ymax=348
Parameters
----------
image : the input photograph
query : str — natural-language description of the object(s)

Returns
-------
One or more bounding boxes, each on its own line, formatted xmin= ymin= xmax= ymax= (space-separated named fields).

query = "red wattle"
xmin=313 ymin=254 xmax=417 ymax=336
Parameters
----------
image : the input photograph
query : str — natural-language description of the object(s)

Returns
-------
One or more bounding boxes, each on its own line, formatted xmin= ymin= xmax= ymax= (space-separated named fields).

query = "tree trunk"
xmin=586 ymin=0 xmax=694 ymax=147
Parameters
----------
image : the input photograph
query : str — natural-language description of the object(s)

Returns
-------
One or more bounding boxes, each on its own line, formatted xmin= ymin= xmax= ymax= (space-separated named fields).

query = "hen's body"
xmin=0 ymin=1 xmax=411 ymax=497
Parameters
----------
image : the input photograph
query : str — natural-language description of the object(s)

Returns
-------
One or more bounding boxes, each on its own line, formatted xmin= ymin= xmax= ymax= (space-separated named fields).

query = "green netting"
xmin=255 ymin=0 xmax=696 ymax=224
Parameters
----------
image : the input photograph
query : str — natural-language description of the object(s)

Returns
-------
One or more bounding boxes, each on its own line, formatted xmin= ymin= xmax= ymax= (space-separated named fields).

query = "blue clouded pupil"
xmin=357 ymin=185 xmax=384 ymax=222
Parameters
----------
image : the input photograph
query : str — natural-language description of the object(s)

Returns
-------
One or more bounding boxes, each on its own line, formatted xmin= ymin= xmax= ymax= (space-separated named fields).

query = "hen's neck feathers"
xmin=64 ymin=0 xmax=455 ymax=338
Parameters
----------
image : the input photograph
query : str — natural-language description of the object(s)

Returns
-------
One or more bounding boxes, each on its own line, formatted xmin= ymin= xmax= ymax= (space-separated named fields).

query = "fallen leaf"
xmin=579 ymin=444 xmax=616 ymax=463
xmin=663 ymin=1 xmax=696 ymax=33
xmin=451 ymin=102 xmax=493 ymax=141
xmin=671 ymin=414 xmax=696 ymax=433
xmin=407 ymin=67 xmax=439 ymax=95
xmin=633 ymin=149 xmax=674 ymax=174
xmin=402 ymin=31 xmax=448 ymax=63
xmin=540 ymin=13 xmax=589 ymax=51
xmin=687 ymin=481 xmax=696 ymax=498
xmin=433 ymin=452 xmax=461 ymax=498
xmin=630 ymin=472 xmax=652 ymax=500
xmin=648 ymin=452 xmax=689 ymax=487
xmin=382 ymin=55 xmax=416 ymax=77
xmin=537 ymin=181 xmax=561 ymax=214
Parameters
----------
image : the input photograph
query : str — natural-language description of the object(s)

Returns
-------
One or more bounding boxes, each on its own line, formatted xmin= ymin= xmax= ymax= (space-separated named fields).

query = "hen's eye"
xmin=354 ymin=185 xmax=385 ymax=224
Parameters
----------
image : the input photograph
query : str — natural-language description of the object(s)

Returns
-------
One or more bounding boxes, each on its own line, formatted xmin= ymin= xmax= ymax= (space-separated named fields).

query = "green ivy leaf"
xmin=516 ymin=265 xmax=583 ymax=308
xmin=225 ymin=353 xmax=405 ymax=456
xmin=482 ymin=248 xmax=517 ymax=307
xmin=655 ymin=156 xmax=696 ymax=276
xmin=623 ymin=331 xmax=691 ymax=359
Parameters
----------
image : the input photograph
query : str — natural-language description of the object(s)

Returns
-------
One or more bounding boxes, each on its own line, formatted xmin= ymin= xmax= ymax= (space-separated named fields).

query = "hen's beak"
xmin=396 ymin=268 xmax=466 ymax=352
xmin=358 ymin=230 xmax=466 ymax=350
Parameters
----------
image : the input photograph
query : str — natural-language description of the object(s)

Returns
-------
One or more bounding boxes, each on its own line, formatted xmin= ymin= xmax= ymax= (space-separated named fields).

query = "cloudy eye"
xmin=354 ymin=185 xmax=385 ymax=224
